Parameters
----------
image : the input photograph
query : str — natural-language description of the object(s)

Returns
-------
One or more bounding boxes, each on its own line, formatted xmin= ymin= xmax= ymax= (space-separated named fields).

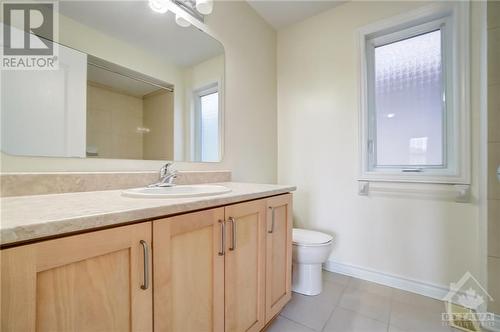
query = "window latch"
xmin=402 ymin=168 xmax=423 ymax=173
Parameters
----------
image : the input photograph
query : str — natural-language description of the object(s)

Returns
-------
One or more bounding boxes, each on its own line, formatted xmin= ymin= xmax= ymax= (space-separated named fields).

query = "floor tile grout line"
xmin=336 ymin=284 xmax=394 ymax=325
xmin=319 ymin=304 xmax=338 ymax=332
xmin=332 ymin=305 xmax=391 ymax=328
xmin=320 ymin=282 xmax=349 ymax=332
xmin=326 ymin=271 xmax=394 ymax=329
xmin=321 ymin=271 xmax=394 ymax=330
xmin=335 ymin=303 xmax=391 ymax=326
xmin=278 ymin=313 xmax=319 ymax=331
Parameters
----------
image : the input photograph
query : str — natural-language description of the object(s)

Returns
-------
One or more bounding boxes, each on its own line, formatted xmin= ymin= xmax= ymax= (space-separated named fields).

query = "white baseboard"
xmin=323 ymin=259 xmax=450 ymax=301
xmin=323 ymin=260 xmax=500 ymax=332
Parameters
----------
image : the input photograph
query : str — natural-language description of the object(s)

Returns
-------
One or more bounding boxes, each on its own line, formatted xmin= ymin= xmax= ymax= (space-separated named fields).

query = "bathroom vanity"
xmin=0 ymin=182 xmax=294 ymax=332
xmin=0 ymin=1 xmax=295 ymax=330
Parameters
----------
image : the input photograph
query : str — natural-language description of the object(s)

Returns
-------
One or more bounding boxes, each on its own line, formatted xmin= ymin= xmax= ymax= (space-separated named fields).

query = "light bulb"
xmin=149 ymin=0 xmax=169 ymax=14
xmin=175 ymin=13 xmax=191 ymax=27
xmin=195 ymin=0 xmax=213 ymax=15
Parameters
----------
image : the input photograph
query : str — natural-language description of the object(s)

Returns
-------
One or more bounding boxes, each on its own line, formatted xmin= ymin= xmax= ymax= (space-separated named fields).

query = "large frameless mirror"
xmin=1 ymin=0 xmax=225 ymax=162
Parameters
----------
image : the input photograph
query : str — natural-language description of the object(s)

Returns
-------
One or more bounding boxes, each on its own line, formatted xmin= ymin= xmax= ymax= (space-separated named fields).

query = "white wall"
xmin=1 ymin=1 xmax=277 ymax=183
xmin=277 ymin=1 xmax=484 ymax=288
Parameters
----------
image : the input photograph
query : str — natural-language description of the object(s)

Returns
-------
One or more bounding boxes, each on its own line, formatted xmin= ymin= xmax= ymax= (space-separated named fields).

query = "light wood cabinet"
xmin=224 ymin=200 xmax=267 ymax=332
xmin=1 ymin=194 xmax=293 ymax=332
xmin=153 ymin=208 xmax=225 ymax=332
xmin=153 ymin=199 xmax=268 ymax=332
xmin=1 ymin=222 xmax=153 ymax=332
xmin=265 ymin=194 xmax=293 ymax=322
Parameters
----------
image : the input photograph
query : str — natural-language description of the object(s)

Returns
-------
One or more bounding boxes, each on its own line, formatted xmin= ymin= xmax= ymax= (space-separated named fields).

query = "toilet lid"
xmin=293 ymin=228 xmax=333 ymax=246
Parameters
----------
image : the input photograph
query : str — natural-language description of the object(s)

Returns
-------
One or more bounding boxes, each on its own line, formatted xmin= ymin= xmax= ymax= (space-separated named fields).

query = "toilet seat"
xmin=293 ymin=228 xmax=333 ymax=247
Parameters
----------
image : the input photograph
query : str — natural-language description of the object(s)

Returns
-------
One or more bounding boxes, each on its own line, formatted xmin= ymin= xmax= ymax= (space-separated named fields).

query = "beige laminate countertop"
xmin=0 ymin=182 xmax=296 ymax=247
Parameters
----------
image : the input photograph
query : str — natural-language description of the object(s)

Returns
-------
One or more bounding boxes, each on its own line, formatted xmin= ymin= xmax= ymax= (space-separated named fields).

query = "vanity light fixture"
xmin=149 ymin=0 xmax=169 ymax=14
xmin=175 ymin=13 xmax=191 ymax=27
xmin=148 ymin=0 xmax=212 ymax=27
xmin=195 ymin=0 xmax=213 ymax=15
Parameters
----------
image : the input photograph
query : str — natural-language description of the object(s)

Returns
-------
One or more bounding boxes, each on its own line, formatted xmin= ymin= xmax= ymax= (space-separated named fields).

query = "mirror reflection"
xmin=86 ymin=57 xmax=176 ymax=160
xmin=1 ymin=0 xmax=225 ymax=162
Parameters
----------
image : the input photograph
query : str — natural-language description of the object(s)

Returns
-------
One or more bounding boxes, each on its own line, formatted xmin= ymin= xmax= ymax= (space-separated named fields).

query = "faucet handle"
xmin=160 ymin=162 xmax=173 ymax=178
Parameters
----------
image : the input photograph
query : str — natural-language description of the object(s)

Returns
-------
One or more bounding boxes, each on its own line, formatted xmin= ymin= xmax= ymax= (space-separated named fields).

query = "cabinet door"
xmin=265 ymin=194 xmax=293 ymax=322
xmin=1 ymin=223 xmax=153 ymax=332
xmin=224 ymin=200 xmax=267 ymax=332
xmin=153 ymin=208 xmax=225 ymax=332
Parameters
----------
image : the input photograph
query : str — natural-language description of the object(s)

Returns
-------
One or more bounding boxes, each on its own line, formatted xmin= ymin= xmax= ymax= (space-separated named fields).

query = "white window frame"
xmin=358 ymin=2 xmax=470 ymax=184
xmin=193 ymin=82 xmax=221 ymax=162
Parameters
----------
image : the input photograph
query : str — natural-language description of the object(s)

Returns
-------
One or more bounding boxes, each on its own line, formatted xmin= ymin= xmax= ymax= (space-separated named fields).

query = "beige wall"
xmin=487 ymin=0 xmax=500 ymax=315
xmin=86 ymin=83 xmax=144 ymax=160
xmin=143 ymin=90 xmax=174 ymax=160
xmin=277 ymin=1 xmax=484 ymax=289
xmin=87 ymin=84 xmax=174 ymax=161
xmin=183 ymin=55 xmax=224 ymax=160
xmin=1 ymin=2 xmax=277 ymax=183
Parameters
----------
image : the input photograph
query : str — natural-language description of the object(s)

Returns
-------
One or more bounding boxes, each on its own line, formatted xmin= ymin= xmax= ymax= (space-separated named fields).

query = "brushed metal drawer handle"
xmin=268 ymin=207 xmax=275 ymax=234
xmin=140 ymin=240 xmax=149 ymax=290
xmin=228 ymin=217 xmax=236 ymax=251
xmin=218 ymin=220 xmax=225 ymax=256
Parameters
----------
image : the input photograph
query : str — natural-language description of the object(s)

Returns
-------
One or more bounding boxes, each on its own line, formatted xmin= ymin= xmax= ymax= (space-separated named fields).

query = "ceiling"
xmin=59 ymin=1 xmax=224 ymax=68
xmin=247 ymin=0 xmax=345 ymax=30
xmin=58 ymin=0 xmax=343 ymax=67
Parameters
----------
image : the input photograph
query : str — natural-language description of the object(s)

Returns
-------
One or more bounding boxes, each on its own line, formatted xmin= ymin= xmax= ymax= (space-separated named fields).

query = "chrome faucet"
xmin=149 ymin=162 xmax=178 ymax=187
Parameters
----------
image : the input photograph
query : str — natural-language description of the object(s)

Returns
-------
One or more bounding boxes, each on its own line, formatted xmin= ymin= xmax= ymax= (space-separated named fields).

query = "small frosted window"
xmin=200 ymin=92 xmax=219 ymax=162
xmin=374 ymin=30 xmax=444 ymax=167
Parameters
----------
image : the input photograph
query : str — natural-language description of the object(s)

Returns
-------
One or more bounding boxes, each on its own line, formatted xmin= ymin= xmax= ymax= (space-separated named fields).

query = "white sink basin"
xmin=122 ymin=184 xmax=231 ymax=198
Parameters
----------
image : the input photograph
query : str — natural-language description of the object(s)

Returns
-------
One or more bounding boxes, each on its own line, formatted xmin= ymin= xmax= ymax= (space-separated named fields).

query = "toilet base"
xmin=292 ymin=263 xmax=323 ymax=296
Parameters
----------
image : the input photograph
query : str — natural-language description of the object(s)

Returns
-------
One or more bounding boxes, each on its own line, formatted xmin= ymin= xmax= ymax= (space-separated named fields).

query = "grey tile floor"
xmin=265 ymin=271 xmax=462 ymax=332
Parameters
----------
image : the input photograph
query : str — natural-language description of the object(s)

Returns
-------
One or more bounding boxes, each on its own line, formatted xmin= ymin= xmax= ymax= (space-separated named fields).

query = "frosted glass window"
xmin=200 ymin=92 xmax=219 ymax=162
xmin=373 ymin=30 xmax=444 ymax=167
xmin=360 ymin=5 xmax=470 ymax=184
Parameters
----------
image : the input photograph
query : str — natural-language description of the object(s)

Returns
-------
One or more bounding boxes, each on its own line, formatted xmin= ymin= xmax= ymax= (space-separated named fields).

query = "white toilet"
xmin=292 ymin=228 xmax=334 ymax=296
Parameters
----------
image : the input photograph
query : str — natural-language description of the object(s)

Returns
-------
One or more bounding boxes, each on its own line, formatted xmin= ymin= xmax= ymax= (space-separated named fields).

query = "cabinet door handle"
xmin=218 ymin=220 xmax=225 ymax=256
xmin=268 ymin=207 xmax=275 ymax=234
xmin=229 ymin=217 xmax=236 ymax=251
xmin=140 ymin=240 xmax=149 ymax=290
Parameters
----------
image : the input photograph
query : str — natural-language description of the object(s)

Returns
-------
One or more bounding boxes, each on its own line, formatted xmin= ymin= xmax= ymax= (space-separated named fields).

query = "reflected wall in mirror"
xmin=86 ymin=57 xmax=175 ymax=161
xmin=0 ymin=1 xmax=225 ymax=162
